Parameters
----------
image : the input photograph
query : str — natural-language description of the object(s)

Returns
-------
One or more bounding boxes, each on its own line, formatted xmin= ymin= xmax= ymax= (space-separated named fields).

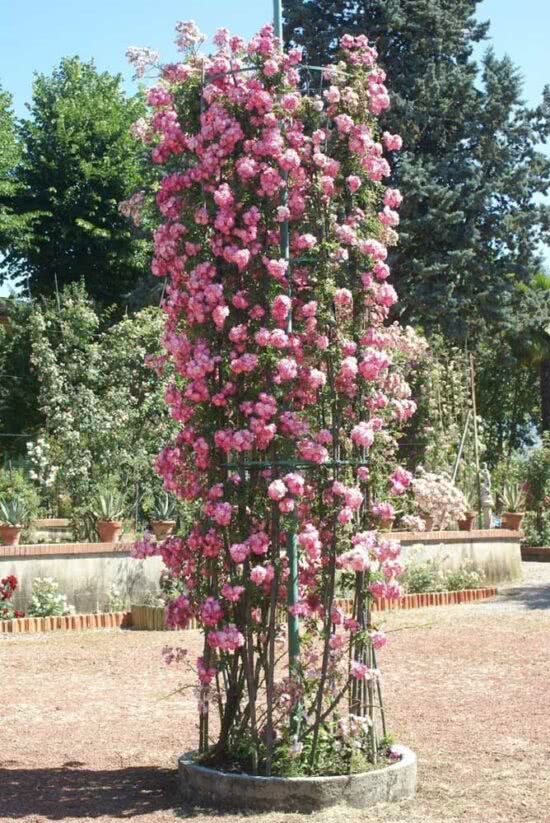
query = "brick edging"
xmin=370 ymin=586 xmax=498 ymax=610
xmin=521 ymin=545 xmax=550 ymax=562
xmin=130 ymin=587 xmax=499 ymax=632
xmin=0 ymin=610 xmax=132 ymax=634
xmin=2 ymin=587 xmax=499 ymax=635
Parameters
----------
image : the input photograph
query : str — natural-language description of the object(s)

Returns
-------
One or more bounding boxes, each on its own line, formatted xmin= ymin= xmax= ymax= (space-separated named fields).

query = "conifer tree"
xmin=285 ymin=0 xmax=550 ymax=342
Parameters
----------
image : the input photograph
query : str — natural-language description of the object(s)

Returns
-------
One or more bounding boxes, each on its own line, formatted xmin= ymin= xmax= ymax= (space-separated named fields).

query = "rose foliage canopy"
xmin=130 ymin=21 xmax=420 ymax=776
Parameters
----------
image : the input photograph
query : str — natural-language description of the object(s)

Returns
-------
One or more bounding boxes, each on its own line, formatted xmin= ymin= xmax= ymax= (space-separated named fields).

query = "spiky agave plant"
xmin=0 ymin=498 xmax=28 ymax=527
xmin=152 ymin=492 xmax=177 ymax=521
xmin=501 ymin=483 xmax=526 ymax=513
xmin=91 ymin=490 xmax=125 ymax=522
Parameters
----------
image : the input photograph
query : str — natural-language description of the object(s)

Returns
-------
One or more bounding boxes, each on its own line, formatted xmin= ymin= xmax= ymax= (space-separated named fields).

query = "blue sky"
xmin=1 ymin=0 xmax=548 ymax=115
xmin=0 ymin=1 xmax=548 ymax=295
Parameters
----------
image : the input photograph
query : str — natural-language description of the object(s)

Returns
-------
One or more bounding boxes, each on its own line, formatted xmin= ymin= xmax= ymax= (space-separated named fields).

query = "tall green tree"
xmin=0 ymin=299 xmax=43 ymax=459
xmin=285 ymin=0 xmax=550 ymax=342
xmin=0 ymin=84 xmax=26 ymax=253
xmin=506 ymin=274 xmax=550 ymax=432
xmin=1 ymin=58 xmax=150 ymax=306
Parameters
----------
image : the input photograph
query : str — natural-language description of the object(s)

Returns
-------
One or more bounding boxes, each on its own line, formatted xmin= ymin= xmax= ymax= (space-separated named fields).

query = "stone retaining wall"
xmin=0 ymin=542 xmax=163 ymax=613
xmin=0 ymin=529 xmax=519 ymax=614
xmin=394 ymin=529 xmax=522 ymax=584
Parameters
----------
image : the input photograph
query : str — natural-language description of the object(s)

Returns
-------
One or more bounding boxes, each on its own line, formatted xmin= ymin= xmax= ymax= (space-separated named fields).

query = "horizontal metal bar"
xmin=225 ymin=459 xmax=369 ymax=469
xmin=203 ymin=63 xmax=338 ymax=84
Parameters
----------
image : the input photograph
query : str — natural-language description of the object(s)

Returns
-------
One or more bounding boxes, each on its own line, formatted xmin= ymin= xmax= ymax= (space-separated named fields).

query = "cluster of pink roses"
xmin=129 ymin=20 xmax=419 ymax=766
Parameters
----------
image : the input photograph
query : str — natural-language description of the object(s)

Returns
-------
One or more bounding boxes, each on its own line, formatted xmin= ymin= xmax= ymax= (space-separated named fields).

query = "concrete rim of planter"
xmin=177 ymin=744 xmax=416 ymax=811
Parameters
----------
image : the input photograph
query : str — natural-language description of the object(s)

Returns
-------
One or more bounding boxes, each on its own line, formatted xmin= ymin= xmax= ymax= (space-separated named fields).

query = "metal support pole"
xmin=452 ymin=409 xmax=471 ymax=483
xmin=273 ymin=0 xmax=283 ymax=42
xmin=469 ymin=354 xmax=482 ymax=522
xmin=273 ymin=0 xmax=300 ymax=680
xmin=287 ymin=512 xmax=300 ymax=672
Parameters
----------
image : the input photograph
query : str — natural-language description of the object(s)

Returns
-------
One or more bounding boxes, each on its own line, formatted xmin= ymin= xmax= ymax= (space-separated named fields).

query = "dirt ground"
xmin=1 ymin=563 xmax=550 ymax=823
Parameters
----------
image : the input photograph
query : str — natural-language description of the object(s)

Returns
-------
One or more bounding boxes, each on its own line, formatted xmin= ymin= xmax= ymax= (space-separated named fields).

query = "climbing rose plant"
xmin=130 ymin=21 xmax=417 ymax=776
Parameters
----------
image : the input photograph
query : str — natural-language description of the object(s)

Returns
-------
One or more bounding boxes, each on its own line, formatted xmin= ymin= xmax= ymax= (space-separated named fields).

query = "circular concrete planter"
xmin=177 ymin=745 xmax=416 ymax=812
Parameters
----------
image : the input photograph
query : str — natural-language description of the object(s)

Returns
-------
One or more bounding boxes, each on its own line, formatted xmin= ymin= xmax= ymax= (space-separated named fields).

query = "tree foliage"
xmin=0 ymin=58 xmax=151 ymax=306
xmin=504 ymin=274 xmax=550 ymax=432
xmin=0 ymin=84 xmax=26 ymax=251
xmin=0 ymin=299 xmax=43 ymax=457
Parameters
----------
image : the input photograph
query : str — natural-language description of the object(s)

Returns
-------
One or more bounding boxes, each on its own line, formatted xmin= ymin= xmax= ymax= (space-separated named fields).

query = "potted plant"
xmin=92 ymin=491 xmax=125 ymax=543
xmin=457 ymin=493 xmax=477 ymax=531
xmin=500 ymin=483 xmax=526 ymax=531
xmin=150 ymin=492 xmax=177 ymax=539
xmin=0 ymin=498 xmax=29 ymax=547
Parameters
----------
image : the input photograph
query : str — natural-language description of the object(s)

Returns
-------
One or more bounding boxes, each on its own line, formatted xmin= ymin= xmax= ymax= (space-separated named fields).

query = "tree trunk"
xmin=540 ymin=359 xmax=550 ymax=431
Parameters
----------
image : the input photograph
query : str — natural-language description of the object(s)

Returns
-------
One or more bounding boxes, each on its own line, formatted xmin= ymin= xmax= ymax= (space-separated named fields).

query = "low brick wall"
xmin=0 ymin=542 xmax=163 ymax=614
xmin=392 ymin=529 xmax=522 ymax=584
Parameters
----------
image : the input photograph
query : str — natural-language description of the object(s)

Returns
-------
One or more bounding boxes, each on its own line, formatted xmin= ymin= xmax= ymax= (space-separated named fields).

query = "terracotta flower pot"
xmin=501 ymin=512 xmax=524 ymax=531
xmin=151 ymin=519 xmax=177 ymax=539
xmin=379 ymin=516 xmax=394 ymax=531
xmin=0 ymin=524 xmax=22 ymax=546
xmin=96 ymin=520 xmax=123 ymax=543
xmin=422 ymin=516 xmax=434 ymax=531
xmin=458 ymin=512 xmax=476 ymax=532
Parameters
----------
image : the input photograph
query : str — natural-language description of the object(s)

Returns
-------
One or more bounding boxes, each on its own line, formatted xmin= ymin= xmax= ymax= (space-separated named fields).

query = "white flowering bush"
xmin=400 ymin=514 xmax=427 ymax=532
xmin=27 ymin=577 xmax=74 ymax=617
xmin=104 ymin=584 xmax=127 ymax=613
xmin=27 ymin=437 xmax=58 ymax=488
xmin=28 ymin=284 xmax=177 ymax=531
xmin=411 ymin=469 xmax=468 ymax=529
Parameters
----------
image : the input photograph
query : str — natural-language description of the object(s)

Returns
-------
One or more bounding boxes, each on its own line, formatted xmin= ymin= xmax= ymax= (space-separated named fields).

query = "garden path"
xmin=481 ymin=560 xmax=550 ymax=611
xmin=1 ymin=561 xmax=549 ymax=823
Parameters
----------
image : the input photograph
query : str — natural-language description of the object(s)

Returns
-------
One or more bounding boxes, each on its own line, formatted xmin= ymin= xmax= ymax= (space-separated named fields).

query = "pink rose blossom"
xmin=334 ymin=288 xmax=353 ymax=306
xmin=351 ymin=422 xmax=374 ymax=448
xmin=268 ymin=479 xmax=287 ymax=501
xmin=382 ymin=132 xmax=403 ymax=151
xmin=229 ymin=542 xmax=250 ymax=564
